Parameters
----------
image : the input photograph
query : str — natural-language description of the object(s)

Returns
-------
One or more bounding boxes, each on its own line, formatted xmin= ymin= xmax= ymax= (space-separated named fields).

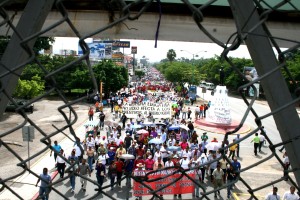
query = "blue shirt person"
xmin=36 ymin=168 xmax=52 ymax=200
xmin=50 ymin=141 xmax=61 ymax=161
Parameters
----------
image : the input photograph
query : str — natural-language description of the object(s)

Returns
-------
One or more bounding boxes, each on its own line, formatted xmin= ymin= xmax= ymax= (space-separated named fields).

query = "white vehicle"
xmin=205 ymin=82 xmax=215 ymax=90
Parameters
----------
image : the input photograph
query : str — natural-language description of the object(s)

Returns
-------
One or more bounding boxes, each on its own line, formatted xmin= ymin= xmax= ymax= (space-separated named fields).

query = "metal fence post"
xmin=0 ymin=0 xmax=55 ymax=119
xmin=228 ymin=0 xmax=300 ymax=185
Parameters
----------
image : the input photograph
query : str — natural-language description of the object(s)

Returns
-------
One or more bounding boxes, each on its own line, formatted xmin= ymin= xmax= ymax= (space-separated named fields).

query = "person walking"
xmin=121 ymin=113 xmax=128 ymax=129
xmin=77 ymin=158 xmax=91 ymax=192
xmin=88 ymin=106 xmax=94 ymax=121
xmin=265 ymin=187 xmax=280 ymax=200
xmin=56 ymin=149 xmax=66 ymax=178
xmin=50 ymin=141 xmax=61 ymax=162
xmin=35 ymin=168 xmax=52 ymax=200
xmin=212 ymin=163 xmax=224 ymax=197
xmin=95 ymin=161 xmax=106 ymax=190
xmin=66 ymin=157 xmax=77 ymax=193
xmin=99 ymin=111 xmax=105 ymax=130
xmin=283 ymin=186 xmax=299 ymax=200
xmin=86 ymin=146 xmax=95 ymax=172
xmin=115 ymin=157 xmax=124 ymax=187
xmin=197 ymin=153 xmax=208 ymax=183
xmin=226 ymin=165 xmax=237 ymax=199
xmin=228 ymin=139 xmax=237 ymax=160
xmin=283 ymin=151 xmax=290 ymax=181
xmin=235 ymin=134 xmax=240 ymax=157
xmin=108 ymin=160 xmax=118 ymax=190
xmin=124 ymin=159 xmax=134 ymax=186
xmin=251 ymin=133 xmax=260 ymax=156
xmin=259 ymin=132 xmax=266 ymax=152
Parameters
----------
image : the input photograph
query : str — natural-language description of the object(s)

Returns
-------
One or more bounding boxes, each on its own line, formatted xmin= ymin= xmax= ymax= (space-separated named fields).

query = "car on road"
xmin=5 ymin=100 xmax=34 ymax=113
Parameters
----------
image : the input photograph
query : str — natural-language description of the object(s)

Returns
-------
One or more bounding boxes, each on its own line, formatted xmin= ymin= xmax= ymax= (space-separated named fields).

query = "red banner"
xmin=133 ymin=169 xmax=196 ymax=196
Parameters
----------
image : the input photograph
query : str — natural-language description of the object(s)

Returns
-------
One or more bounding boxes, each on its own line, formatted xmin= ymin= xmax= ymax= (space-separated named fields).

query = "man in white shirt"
xmin=108 ymin=133 xmax=115 ymax=144
xmin=160 ymin=144 xmax=171 ymax=163
xmin=283 ymin=186 xmax=299 ymax=200
xmin=197 ymin=153 xmax=208 ymax=183
xmin=167 ymin=136 xmax=176 ymax=147
xmin=115 ymin=134 xmax=123 ymax=147
xmin=265 ymin=187 xmax=280 ymax=200
xmin=259 ymin=132 xmax=266 ymax=152
xmin=99 ymin=136 xmax=108 ymax=148
xmin=117 ymin=99 xmax=122 ymax=106
xmin=165 ymin=157 xmax=174 ymax=167
xmin=179 ymin=155 xmax=190 ymax=169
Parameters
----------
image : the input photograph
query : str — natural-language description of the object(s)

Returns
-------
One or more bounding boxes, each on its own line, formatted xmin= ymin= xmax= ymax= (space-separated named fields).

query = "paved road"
xmin=1 ymin=90 xmax=298 ymax=200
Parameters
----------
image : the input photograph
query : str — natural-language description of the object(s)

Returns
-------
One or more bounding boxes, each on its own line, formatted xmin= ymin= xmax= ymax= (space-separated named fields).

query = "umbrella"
xmin=137 ymin=129 xmax=149 ymax=134
xmin=205 ymin=142 xmax=222 ymax=151
xmin=179 ymin=124 xmax=189 ymax=131
xmin=155 ymin=122 xmax=166 ymax=126
xmin=141 ymin=122 xmax=156 ymax=127
xmin=168 ymin=125 xmax=180 ymax=131
xmin=132 ymin=124 xmax=143 ymax=129
xmin=84 ymin=120 xmax=99 ymax=127
xmin=120 ymin=154 xmax=135 ymax=160
xmin=104 ymin=120 xmax=119 ymax=127
xmin=148 ymin=138 xmax=163 ymax=144
xmin=166 ymin=146 xmax=181 ymax=152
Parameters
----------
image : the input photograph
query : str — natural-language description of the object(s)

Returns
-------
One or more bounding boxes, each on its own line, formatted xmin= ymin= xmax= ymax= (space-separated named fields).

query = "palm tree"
xmin=167 ymin=49 xmax=176 ymax=62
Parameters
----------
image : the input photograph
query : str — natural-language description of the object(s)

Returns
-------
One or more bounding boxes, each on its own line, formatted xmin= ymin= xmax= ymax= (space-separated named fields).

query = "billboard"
xmin=78 ymin=42 xmax=112 ymax=59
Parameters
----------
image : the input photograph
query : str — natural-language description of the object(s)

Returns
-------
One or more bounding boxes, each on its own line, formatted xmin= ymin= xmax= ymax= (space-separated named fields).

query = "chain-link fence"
xmin=0 ymin=0 xmax=300 ymax=199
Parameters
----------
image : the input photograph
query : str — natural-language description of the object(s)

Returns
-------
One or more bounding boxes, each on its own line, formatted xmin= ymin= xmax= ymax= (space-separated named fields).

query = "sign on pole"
xmin=22 ymin=126 xmax=35 ymax=142
xmin=131 ymin=46 xmax=137 ymax=54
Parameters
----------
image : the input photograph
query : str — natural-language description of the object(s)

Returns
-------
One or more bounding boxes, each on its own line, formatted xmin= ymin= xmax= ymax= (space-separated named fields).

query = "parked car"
xmin=5 ymin=100 xmax=34 ymax=113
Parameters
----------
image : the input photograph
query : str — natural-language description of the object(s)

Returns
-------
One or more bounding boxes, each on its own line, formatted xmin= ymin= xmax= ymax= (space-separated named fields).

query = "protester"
xmin=35 ymin=168 xmax=52 ymax=200
xmin=50 ymin=141 xmax=61 ymax=162
xmin=99 ymin=111 xmax=105 ymax=129
xmin=282 ymin=186 xmax=299 ymax=200
xmin=259 ymin=132 xmax=266 ymax=152
xmin=212 ymin=163 xmax=224 ymax=197
xmin=265 ymin=187 xmax=280 ymax=200
xmin=86 ymin=146 xmax=95 ymax=172
xmin=88 ymin=106 xmax=94 ymax=121
xmin=108 ymin=160 xmax=117 ymax=190
xmin=226 ymin=164 xmax=237 ymax=199
xmin=251 ymin=133 xmax=260 ymax=156
xmin=56 ymin=149 xmax=66 ymax=178
xmin=66 ymin=158 xmax=77 ymax=193
xmin=283 ymin=151 xmax=290 ymax=181
xmin=77 ymin=158 xmax=91 ymax=192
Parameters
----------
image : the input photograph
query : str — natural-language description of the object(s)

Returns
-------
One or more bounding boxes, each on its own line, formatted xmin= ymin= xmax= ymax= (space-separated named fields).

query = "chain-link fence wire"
xmin=0 ymin=0 xmax=299 ymax=199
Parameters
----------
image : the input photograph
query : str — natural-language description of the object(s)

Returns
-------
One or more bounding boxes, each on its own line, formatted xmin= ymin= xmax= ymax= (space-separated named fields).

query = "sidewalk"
xmin=0 ymin=108 xmax=112 ymax=200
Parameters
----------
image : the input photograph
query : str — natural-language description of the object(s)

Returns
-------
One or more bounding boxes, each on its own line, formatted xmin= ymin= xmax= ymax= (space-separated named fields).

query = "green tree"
xmin=166 ymin=49 xmax=176 ymax=62
xmin=13 ymin=75 xmax=45 ymax=99
xmin=93 ymin=60 xmax=128 ymax=97
xmin=163 ymin=61 xmax=201 ymax=86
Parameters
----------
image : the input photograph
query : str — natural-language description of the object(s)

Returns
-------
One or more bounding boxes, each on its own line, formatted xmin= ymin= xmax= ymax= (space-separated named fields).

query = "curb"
xmin=31 ymin=170 xmax=58 ymax=200
xmin=233 ymin=192 xmax=239 ymax=200
xmin=194 ymin=123 xmax=251 ymax=135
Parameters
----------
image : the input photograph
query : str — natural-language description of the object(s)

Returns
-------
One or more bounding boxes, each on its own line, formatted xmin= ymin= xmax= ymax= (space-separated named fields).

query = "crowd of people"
xmin=36 ymin=78 xmax=299 ymax=200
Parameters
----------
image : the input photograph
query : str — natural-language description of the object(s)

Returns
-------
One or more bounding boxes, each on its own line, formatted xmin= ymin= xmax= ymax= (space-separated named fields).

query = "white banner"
xmin=122 ymin=102 xmax=172 ymax=119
